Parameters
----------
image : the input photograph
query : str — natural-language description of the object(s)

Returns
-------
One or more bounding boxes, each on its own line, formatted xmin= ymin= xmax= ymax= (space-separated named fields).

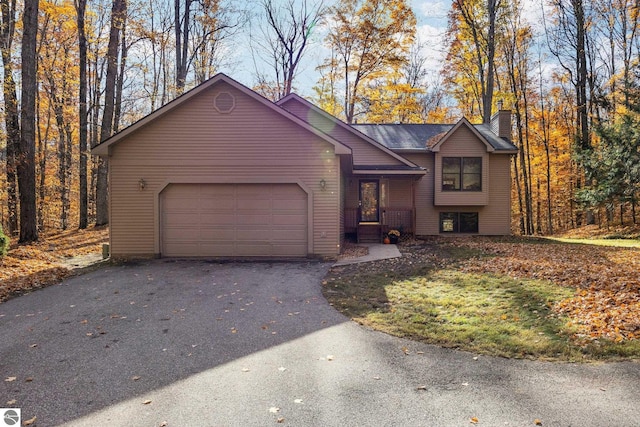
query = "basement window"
xmin=440 ymin=212 xmax=479 ymax=233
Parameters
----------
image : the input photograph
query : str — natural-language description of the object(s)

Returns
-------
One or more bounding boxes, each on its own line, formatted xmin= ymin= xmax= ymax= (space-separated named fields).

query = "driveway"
xmin=1 ymin=260 xmax=639 ymax=426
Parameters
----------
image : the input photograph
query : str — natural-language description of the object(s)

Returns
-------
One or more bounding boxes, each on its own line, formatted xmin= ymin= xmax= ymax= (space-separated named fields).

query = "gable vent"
xmin=214 ymin=92 xmax=235 ymax=113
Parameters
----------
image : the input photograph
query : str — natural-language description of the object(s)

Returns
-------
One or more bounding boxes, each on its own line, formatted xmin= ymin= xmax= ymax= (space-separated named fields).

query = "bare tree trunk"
xmin=1 ymin=0 xmax=19 ymax=235
xmin=76 ymin=0 xmax=89 ymax=229
xmin=175 ymin=0 xmax=192 ymax=94
xmin=113 ymin=13 xmax=128 ymax=132
xmin=96 ymin=0 xmax=126 ymax=226
xmin=37 ymin=96 xmax=51 ymax=231
xmin=538 ymin=60 xmax=553 ymax=234
xmin=483 ymin=0 xmax=499 ymax=124
xmin=574 ymin=0 xmax=590 ymax=226
xmin=18 ymin=0 xmax=39 ymax=243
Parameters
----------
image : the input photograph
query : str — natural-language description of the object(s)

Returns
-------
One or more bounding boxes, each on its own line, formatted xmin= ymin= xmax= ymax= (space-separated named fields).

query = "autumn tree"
xmin=251 ymin=0 xmax=326 ymax=100
xmin=577 ymin=67 xmax=640 ymax=224
xmin=19 ymin=0 xmax=39 ymax=242
xmin=545 ymin=0 xmax=594 ymax=225
xmin=443 ymin=0 xmax=505 ymax=123
xmin=1 ymin=0 xmax=19 ymax=234
xmin=175 ymin=0 xmax=242 ymax=94
xmin=501 ymin=0 xmax=535 ymax=234
xmin=40 ymin=0 xmax=80 ymax=231
xmin=96 ymin=0 xmax=127 ymax=226
xmin=320 ymin=0 xmax=416 ymax=123
xmin=75 ymin=0 xmax=88 ymax=229
xmin=361 ymin=40 xmax=440 ymax=123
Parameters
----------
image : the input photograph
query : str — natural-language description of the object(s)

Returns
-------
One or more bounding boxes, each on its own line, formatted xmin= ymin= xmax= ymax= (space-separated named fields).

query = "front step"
xmin=357 ymin=224 xmax=382 ymax=243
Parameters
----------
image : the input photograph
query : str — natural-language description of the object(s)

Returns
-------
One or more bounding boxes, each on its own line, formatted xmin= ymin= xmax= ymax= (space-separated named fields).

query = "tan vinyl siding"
xmin=404 ymin=153 xmax=437 ymax=235
xmin=481 ymin=154 xmax=512 ymax=234
xmin=108 ymin=81 xmax=341 ymax=257
xmin=388 ymin=179 xmax=413 ymax=208
xmin=279 ymin=98 xmax=406 ymax=167
xmin=434 ymin=126 xmax=489 ymax=206
xmin=405 ymin=151 xmax=512 ymax=235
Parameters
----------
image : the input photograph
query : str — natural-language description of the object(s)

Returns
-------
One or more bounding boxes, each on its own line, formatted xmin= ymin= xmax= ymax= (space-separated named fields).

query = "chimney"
xmin=490 ymin=102 xmax=512 ymax=140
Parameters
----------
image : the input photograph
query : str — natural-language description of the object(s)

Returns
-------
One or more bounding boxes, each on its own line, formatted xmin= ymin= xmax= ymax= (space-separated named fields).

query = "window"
xmin=442 ymin=157 xmax=482 ymax=191
xmin=440 ymin=212 xmax=479 ymax=233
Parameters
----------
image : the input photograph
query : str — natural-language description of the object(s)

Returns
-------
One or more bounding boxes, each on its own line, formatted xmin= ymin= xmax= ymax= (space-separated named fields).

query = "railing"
xmin=383 ymin=208 xmax=414 ymax=233
xmin=345 ymin=207 xmax=414 ymax=234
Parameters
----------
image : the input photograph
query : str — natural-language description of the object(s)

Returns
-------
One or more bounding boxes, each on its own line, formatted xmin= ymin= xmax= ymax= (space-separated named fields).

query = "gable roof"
xmin=92 ymin=73 xmax=352 ymax=156
xmin=277 ymin=94 xmax=424 ymax=172
xmin=352 ymin=119 xmax=518 ymax=154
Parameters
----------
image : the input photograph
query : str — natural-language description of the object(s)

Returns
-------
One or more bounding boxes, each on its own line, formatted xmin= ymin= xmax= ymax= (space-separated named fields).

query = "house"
xmin=92 ymin=73 xmax=518 ymax=259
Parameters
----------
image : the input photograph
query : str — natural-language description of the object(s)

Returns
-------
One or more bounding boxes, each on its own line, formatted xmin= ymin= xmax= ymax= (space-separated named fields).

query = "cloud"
xmin=416 ymin=1 xmax=450 ymax=22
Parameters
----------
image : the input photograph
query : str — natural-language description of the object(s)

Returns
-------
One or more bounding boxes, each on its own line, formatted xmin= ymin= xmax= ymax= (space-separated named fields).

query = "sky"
xmin=226 ymin=0 xmax=547 ymax=98
xmin=226 ymin=0 xmax=452 ymax=97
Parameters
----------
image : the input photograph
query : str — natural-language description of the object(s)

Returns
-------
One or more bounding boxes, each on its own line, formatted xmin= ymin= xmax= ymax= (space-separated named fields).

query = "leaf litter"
xmin=456 ymin=238 xmax=640 ymax=341
xmin=0 ymin=227 xmax=108 ymax=302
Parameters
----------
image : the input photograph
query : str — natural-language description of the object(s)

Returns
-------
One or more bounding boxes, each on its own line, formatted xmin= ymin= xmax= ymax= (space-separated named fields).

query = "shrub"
xmin=0 ymin=225 xmax=8 ymax=258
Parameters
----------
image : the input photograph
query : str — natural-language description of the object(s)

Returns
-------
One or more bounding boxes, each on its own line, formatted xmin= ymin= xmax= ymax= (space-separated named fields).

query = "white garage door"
xmin=161 ymin=183 xmax=308 ymax=257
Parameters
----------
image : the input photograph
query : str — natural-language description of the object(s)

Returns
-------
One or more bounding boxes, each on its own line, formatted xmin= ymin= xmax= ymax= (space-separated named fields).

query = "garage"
xmin=161 ymin=183 xmax=308 ymax=257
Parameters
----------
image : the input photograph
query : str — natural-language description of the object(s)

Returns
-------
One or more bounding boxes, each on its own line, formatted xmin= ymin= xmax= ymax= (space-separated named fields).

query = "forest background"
xmin=1 ymin=0 xmax=640 ymax=246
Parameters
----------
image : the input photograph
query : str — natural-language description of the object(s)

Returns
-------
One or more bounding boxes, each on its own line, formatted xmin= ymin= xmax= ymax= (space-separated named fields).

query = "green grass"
xmin=325 ymin=263 xmax=640 ymax=361
xmin=544 ymin=236 xmax=640 ymax=248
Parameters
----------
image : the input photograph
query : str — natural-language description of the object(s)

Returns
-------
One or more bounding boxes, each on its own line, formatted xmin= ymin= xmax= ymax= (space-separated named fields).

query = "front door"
xmin=359 ymin=180 xmax=379 ymax=222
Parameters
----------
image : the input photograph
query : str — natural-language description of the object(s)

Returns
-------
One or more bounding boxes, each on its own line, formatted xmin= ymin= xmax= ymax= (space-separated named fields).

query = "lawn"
xmin=324 ymin=235 xmax=640 ymax=361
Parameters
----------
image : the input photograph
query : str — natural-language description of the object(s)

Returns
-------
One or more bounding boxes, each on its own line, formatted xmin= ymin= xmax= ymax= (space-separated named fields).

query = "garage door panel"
xmin=200 ymin=213 xmax=236 ymax=225
xmin=164 ymin=228 xmax=201 ymax=240
xmin=272 ymin=214 xmax=306 ymax=225
xmin=201 ymin=199 xmax=234 ymax=210
xmin=163 ymin=213 xmax=200 ymax=226
xmin=236 ymin=214 xmax=271 ymax=225
xmin=272 ymin=200 xmax=307 ymax=214
xmin=199 ymin=243 xmax=233 ymax=256
xmin=236 ymin=229 xmax=272 ymax=240
xmin=161 ymin=184 xmax=307 ymax=257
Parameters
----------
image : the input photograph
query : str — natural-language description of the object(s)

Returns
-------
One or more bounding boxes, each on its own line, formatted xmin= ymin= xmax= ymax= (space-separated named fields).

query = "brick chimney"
xmin=490 ymin=101 xmax=512 ymax=140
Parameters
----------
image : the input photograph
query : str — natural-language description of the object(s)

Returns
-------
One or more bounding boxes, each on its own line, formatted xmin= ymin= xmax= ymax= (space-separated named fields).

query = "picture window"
xmin=442 ymin=157 xmax=482 ymax=191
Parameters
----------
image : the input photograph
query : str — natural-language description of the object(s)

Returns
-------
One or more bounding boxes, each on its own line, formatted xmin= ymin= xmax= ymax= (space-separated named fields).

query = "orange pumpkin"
xmin=383 ymin=237 xmax=391 ymax=244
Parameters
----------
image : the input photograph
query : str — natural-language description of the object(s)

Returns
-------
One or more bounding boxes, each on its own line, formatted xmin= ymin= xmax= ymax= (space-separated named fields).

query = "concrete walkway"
xmin=333 ymin=243 xmax=401 ymax=266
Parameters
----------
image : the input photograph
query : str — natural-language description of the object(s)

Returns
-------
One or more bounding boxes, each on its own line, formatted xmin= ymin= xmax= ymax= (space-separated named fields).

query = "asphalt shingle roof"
xmin=351 ymin=123 xmax=518 ymax=152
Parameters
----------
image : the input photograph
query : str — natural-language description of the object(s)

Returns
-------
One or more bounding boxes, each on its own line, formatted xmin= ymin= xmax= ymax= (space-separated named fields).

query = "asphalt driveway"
xmin=1 ymin=260 xmax=639 ymax=426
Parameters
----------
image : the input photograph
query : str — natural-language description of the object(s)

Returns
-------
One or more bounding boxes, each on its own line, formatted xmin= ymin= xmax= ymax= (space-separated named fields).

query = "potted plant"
xmin=387 ymin=229 xmax=400 ymax=244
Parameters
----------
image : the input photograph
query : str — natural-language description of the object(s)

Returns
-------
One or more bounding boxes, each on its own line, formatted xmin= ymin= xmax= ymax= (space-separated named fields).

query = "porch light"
xmin=138 ymin=178 xmax=146 ymax=190
xmin=319 ymin=179 xmax=327 ymax=191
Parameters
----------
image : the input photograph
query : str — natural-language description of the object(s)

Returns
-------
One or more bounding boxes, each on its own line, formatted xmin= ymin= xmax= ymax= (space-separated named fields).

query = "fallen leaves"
xmin=0 ymin=227 xmax=108 ymax=302
xmin=457 ymin=238 xmax=640 ymax=342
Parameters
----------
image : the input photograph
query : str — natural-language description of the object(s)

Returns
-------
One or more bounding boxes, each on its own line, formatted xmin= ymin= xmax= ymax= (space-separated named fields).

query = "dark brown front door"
xmin=359 ymin=180 xmax=379 ymax=222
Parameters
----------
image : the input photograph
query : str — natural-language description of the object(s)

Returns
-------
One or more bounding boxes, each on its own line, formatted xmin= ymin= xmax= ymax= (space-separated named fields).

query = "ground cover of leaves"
xmin=331 ymin=233 xmax=640 ymax=346
xmin=456 ymin=237 xmax=640 ymax=343
xmin=0 ymin=227 xmax=108 ymax=302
